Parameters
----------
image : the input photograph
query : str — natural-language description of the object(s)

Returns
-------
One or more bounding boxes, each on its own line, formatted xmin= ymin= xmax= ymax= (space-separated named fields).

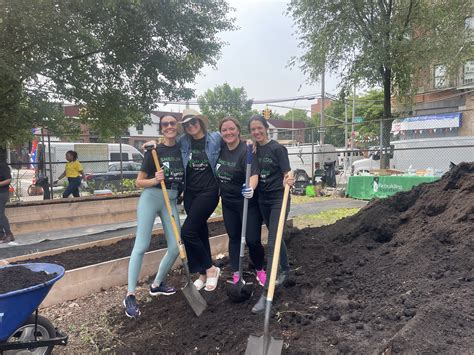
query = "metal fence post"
xmin=311 ymin=127 xmax=315 ymax=181
xmin=379 ymin=119 xmax=384 ymax=170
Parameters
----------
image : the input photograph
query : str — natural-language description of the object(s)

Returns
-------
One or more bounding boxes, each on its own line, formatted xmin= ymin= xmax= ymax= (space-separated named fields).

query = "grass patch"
xmin=293 ymin=208 xmax=360 ymax=229
xmin=290 ymin=194 xmax=333 ymax=205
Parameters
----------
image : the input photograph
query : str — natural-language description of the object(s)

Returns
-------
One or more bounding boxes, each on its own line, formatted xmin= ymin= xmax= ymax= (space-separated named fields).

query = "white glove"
xmin=241 ymin=184 xmax=254 ymax=199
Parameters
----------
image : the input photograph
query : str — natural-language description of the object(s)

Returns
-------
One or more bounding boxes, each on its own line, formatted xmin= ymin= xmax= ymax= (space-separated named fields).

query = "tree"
xmin=0 ymin=0 xmax=234 ymax=156
xmin=288 ymin=0 xmax=472 ymax=167
xmin=283 ymin=108 xmax=308 ymax=121
xmin=197 ymin=83 xmax=253 ymax=130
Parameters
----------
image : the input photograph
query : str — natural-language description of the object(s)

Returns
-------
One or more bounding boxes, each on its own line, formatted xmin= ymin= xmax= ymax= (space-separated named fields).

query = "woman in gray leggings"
xmin=124 ymin=114 xmax=184 ymax=318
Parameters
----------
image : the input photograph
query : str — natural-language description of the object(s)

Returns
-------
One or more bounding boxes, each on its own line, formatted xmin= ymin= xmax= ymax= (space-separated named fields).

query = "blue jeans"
xmin=128 ymin=188 xmax=180 ymax=292
xmin=63 ymin=177 xmax=81 ymax=198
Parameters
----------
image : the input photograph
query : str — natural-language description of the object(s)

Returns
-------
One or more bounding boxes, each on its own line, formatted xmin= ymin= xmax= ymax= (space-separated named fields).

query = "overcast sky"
xmin=163 ymin=0 xmax=340 ymax=116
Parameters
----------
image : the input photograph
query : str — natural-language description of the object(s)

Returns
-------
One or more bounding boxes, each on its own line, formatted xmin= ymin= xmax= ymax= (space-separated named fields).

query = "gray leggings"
xmin=0 ymin=192 xmax=12 ymax=236
xmin=127 ymin=188 xmax=180 ymax=293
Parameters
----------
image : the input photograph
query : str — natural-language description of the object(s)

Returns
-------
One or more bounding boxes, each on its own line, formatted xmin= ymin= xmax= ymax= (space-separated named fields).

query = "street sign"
xmin=354 ymin=116 xmax=364 ymax=123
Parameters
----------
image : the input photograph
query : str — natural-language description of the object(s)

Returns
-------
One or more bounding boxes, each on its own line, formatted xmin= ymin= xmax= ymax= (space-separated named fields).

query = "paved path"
xmin=1 ymin=198 xmax=367 ymax=259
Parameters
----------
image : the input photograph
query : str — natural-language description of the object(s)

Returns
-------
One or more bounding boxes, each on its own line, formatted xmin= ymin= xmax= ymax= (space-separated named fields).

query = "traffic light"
xmin=262 ymin=108 xmax=272 ymax=119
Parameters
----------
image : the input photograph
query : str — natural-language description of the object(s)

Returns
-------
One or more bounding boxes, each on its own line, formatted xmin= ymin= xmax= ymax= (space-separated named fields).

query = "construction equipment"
xmin=245 ymin=174 xmax=291 ymax=355
xmin=149 ymin=146 xmax=207 ymax=316
xmin=226 ymin=144 xmax=254 ymax=303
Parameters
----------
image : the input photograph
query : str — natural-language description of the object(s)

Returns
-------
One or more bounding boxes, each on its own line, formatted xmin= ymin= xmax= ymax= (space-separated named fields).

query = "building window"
xmin=434 ymin=64 xmax=447 ymax=89
xmin=463 ymin=60 xmax=474 ymax=85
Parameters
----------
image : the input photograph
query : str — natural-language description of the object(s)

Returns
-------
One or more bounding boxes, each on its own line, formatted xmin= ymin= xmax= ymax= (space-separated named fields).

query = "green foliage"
xmin=283 ymin=108 xmax=308 ymax=121
xmin=197 ymin=83 xmax=253 ymax=131
xmin=121 ymin=178 xmax=138 ymax=192
xmin=0 ymin=0 xmax=235 ymax=150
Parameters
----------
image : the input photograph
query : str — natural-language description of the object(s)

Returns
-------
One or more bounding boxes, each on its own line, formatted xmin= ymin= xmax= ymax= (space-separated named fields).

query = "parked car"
xmin=84 ymin=162 xmax=142 ymax=190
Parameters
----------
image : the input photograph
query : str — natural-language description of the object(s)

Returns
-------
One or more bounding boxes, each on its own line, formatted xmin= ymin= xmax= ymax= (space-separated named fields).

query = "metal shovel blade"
xmin=182 ymin=282 xmax=207 ymax=317
xmin=245 ymin=334 xmax=283 ymax=355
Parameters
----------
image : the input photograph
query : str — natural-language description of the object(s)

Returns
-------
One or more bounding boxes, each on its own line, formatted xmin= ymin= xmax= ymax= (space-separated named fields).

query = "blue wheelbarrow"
xmin=0 ymin=263 xmax=68 ymax=354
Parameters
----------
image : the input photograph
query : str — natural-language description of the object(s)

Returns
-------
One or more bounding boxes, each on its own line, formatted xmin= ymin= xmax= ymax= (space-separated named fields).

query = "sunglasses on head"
xmin=183 ymin=117 xmax=199 ymax=128
xmin=161 ymin=121 xmax=177 ymax=128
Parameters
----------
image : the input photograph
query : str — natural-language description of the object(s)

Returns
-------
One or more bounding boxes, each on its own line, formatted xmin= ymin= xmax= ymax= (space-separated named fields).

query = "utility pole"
xmin=319 ymin=67 xmax=325 ymax=145
xmin=350 ymin=84 xmax=356 ymax=168
xmin=344 ymin=99 xmax=348 ymax=174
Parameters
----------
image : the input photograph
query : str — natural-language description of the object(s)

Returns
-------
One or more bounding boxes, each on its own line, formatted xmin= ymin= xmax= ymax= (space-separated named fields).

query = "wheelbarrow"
xmin=0 ymin=263 xmax=68 ymax=354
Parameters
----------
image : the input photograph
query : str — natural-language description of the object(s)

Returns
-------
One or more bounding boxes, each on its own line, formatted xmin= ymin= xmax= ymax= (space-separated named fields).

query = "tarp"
xmin=391 ymin=112 xmax=461 ymax=134
xmin=347 ymin=175 xmax=440 ymax=200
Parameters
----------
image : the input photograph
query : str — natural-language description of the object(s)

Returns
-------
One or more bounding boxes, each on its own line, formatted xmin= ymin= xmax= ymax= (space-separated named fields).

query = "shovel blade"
xmin=182 ymin=283 xmax=207 ymax=317
xmin=245 ymin=334 xmax=283 ymax=355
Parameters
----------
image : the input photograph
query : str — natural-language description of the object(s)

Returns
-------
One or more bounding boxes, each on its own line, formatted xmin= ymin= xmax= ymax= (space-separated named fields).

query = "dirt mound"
xmin=0 ymin=266 xmax=56 ymax=294
xmin=96 ymin=163 xmax=473 ymax=354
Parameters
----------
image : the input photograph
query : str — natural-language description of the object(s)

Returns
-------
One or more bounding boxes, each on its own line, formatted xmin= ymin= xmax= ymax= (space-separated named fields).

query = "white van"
xmin=336 ymin=148 xmax=364 ymax=169
xmin=36 ymin=142 xmax=143 ymax=181
xmin=286 ymin=144 xmax=337 ymax=177
xmin=352 ymin=136 xmax=474 ymax=174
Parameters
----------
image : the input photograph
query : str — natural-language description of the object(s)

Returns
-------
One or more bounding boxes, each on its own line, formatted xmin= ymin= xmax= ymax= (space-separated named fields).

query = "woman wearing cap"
xmin=216 ymin=117 xmax=266 ymax=286
xmin=124 ymin=114 xmax=184 ymax=318
xmin=248 ymin=115 xmax=295 ymax=314
xmin=179 ymin=109 xmax=222 ymax=291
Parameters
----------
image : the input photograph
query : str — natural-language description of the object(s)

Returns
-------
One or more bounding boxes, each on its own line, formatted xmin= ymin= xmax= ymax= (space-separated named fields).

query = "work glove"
xmin=241 ymin=184 xmax=254 ymax=199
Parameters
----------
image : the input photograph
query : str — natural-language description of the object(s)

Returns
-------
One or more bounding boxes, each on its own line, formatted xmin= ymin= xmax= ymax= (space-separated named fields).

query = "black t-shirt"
xmin=0 ymin=163 xmax=12 ymax=194
xmin=216 ymin=141 xmax=259 ymax=204
xmin=256 ymin=140 xmax=291 ymax=193
xmin=140 ymin=144 xmax=184 ymax=191
xmin=186 ymin=137 xmax=218 ymax=194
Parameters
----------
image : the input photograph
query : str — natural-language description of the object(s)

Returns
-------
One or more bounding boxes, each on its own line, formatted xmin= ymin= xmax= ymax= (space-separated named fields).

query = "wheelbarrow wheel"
xmin=5 ymin=314 xmax=56 ymax=355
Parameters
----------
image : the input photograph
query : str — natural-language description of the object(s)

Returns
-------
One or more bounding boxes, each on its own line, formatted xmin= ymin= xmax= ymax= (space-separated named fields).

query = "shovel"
xmin=226 ymin=144 xmax=255 ymax=303
xmin=148 ymin=146 xmax=207 ymax=317
xmin=245 ymin=173 xmax=292 ymax=355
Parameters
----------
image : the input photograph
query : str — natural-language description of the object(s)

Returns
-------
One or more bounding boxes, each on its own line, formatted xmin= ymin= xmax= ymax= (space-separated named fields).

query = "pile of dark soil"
xmin=16 ymin=221 xmax=227 ymax=270
xmin=0 ymin=266 xmax=57 ymax=294
xmin=96 ymin=163 xmax=473 ymax=353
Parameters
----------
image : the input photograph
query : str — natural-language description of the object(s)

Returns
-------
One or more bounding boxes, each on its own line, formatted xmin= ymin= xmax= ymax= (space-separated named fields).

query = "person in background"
xmin=248 ymin=115 xmax=295 ymax=314
xmin=216 ymin=117 xmax=266 ymax=286
xmin=55 ymin=150 xmax=84 ymax=198
xmin=124 ymin=114 xmax=184 ymax=318
xmin=0 ymin=162 xmax=14 ymax=243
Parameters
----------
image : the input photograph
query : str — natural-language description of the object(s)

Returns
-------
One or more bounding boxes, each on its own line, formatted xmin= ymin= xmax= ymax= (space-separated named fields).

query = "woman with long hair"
xmin=124 ymin=114 xmax=184 ymax=318
xmin=248 ymin=115 xmax=295 ymax=314
xmin=216 ymin=117 xmax=265 ymax=286
xmin=179 ymin=109 xmax=222 ymax=292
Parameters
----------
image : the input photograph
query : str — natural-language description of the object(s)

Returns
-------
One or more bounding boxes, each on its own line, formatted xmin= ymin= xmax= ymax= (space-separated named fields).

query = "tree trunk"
xmin=381 ymin=67 xmax=392 ymax=169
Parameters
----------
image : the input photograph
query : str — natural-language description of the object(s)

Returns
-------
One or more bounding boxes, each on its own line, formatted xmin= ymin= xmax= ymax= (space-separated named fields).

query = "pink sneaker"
xmin=232 ymin=272 xmax=240 ymax=284
xmin=256 ymin=269 xmax=266 ymax=286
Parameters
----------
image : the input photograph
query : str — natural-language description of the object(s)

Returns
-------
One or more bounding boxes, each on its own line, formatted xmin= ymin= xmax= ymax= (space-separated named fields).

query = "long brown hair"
xmin=219 ymin=116 xmax=241 ymax=137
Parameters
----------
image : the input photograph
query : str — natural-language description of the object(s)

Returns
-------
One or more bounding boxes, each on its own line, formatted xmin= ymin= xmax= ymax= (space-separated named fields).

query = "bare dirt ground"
xmin=41 ymin=163 xmax=473 ymax=354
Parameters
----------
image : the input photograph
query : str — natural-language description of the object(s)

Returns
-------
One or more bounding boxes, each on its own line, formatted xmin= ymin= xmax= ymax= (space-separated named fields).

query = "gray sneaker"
xmin=0 ymin=233 xmax=14 ymax=244
xmin=251 ymin=294 xmax=266 ymax=314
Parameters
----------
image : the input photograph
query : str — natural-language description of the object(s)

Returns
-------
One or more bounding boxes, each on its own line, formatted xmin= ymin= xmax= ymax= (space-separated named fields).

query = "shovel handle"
xmin=266 ymin=171 xmax=292 ymax=301
xmin=150 ymin=149 xmax=187 ymax=260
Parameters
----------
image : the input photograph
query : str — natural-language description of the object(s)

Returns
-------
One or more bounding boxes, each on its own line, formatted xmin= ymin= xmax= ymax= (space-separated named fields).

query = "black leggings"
xmin=182 ymin=190 xmax=219 ymax=274
xmin=0 ymin=192 xmax=12 ymax=236
xmin=259 ymin=190 xmax=290 ymax=289
xmin=222 ymin=198 xmax=264 ymax=272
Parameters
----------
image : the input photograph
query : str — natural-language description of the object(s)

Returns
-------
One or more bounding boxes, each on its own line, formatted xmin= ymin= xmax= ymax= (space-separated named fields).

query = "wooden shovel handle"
xmin=150 ymin=149 xmax=187 ymax=260
xmin=266 ymin=171 xmax=292 ymax=301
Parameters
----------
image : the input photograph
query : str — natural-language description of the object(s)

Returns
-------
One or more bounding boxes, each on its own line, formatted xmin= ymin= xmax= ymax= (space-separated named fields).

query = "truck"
xmin=35 ymin=142 xmax=143 ymax=182
xmin=286 ymin=143 xmax=338 ymax=178
xmin=351 ymin=136 xmax=474 ymax=175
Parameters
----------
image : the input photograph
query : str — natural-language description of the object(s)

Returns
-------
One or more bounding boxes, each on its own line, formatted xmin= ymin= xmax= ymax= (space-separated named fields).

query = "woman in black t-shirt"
xmin=0 ymin=162 xmax=14 ymax=243
xmin=124 ymin=114 xmax=184 ymax=318
xmin=248 ymin=115 xmax=295 ymax=314
xmin=216 ymin=117 xmax=266 ymax=286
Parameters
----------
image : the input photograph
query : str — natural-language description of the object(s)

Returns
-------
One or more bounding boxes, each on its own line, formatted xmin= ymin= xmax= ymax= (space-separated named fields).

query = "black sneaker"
xmin=149 ymin=283 xmax=177 ymax=296
xmin=123 ymin=295 xmax=140 ymax=318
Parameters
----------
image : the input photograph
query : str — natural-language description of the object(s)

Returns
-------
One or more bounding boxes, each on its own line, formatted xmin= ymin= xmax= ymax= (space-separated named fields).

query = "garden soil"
xmin=46 ymin=163 xmax=473 ymax=354
xmin=0 ymin=266 xmax=56 ymax=294
xmin=15 ymin=221 xmax=226 ymax=270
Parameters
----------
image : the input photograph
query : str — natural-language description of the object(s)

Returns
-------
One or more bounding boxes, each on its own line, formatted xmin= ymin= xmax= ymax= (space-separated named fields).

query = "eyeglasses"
xmin=183 ymin=117 xmax=198 ymax=128
xmin=161 ymin=121 xmax=177 ymax=128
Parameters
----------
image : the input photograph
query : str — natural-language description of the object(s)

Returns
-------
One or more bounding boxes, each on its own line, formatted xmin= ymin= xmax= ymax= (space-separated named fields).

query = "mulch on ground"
xmin=0 ymin=266 xmax=57 ymax=294
xmin=15 ymin=221 xmax=227 ymax=271
xmin=43 ymin=163 xmax=473 ymax=353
